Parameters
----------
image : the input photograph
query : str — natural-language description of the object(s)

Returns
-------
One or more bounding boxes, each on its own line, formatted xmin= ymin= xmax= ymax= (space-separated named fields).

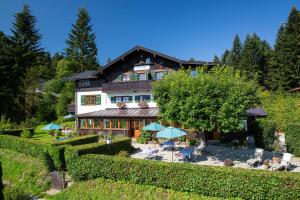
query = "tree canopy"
xmin=153 ymin=67 xmax=260 ymax=133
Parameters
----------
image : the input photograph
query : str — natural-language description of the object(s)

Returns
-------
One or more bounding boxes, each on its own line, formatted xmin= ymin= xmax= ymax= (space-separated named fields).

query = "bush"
xmin=0 ymin=128 xmax=34 ymax=137
xmin=66 ymin=154 xmax=300 ymax=199
xmin=21 ymin=128 xmax=33 ymax=138
xmin=251 ymin=119 xmax=276 ymax=151
xmin=116 ymin=150 xmax=129 ymax=157
xmin=139 ymin=130 xmax=152 ymax=144
xmin=65 ymin=138 xmax=134 ymax=158
xmin=3 ymin=186 xmax=32 ymax=200
xmin=0 ymin=135 xmax=64 ymax=170
xmin=52 ymin=134 xmax=99 ymax=146
xmin=285 ymin=123 xmax=300 ymax=156
xmin=189 ymin=139 xmax=197 ymax=146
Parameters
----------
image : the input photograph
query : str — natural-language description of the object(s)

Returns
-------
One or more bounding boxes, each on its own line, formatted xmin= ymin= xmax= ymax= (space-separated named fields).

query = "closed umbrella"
xmin=157 ymin=126 xmax=186 ymax=161
xmin=41 ymin=123 xmax=62 ymax=131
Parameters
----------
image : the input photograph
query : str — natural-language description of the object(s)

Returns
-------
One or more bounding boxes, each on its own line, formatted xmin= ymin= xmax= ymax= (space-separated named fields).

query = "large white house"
xmin=68 ymin=46 xmax=215 ymax=137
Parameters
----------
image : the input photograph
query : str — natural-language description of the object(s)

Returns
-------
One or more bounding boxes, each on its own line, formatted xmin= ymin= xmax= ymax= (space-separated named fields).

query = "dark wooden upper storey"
xmin=68 ymin=46 xmax=216 ymax=91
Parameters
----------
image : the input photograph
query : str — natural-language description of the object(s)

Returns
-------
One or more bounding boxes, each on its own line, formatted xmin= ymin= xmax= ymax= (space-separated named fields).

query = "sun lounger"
xmin=271 ymin=153 xmax=294 ymax=171
xmin=247 ymin=148 xmax=264 ymax=167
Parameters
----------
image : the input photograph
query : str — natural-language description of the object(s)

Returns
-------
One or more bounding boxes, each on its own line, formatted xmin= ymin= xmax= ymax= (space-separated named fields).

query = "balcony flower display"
xmin=138 ymin=101 xmax=148 ymax=109
xmin=117 ymin=102 xmax=126 ymax=109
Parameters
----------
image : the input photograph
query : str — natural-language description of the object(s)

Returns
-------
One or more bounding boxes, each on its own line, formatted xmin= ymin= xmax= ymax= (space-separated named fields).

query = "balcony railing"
xmin=102 ymin=80 xmax=154 ymax=92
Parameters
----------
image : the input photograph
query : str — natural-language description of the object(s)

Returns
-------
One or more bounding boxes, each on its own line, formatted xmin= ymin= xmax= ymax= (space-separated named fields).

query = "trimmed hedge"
xmin=251 ymin=119 xmax=276 ymax=151
xmin=0 ymin=135 xmax=64 ymax=171
xmin=53 ymin=135 xmax=99 ymax=146
xmin=285 ymin=123 xmax=300 ymax=157
xmin=0 ymin=128 xmax=34 ymax=137
xmin=66 ymin=154 xmax=300 ymax=199
xmin=66 ymin=138 xmax=134 ymax=157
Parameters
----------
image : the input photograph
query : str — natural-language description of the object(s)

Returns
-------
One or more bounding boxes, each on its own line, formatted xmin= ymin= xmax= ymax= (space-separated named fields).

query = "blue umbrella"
xmin=41 ymin=123 xmax=62 ymax=131
xmin=64 ymin=114 xmax=75 ymax=119
xmin=143 ymin=122 xmax=165 ymax=131
xmin=156 ymin=127 xmax=186 ymax=139
xmin=157 ymin=126 xmax=186 ymax=162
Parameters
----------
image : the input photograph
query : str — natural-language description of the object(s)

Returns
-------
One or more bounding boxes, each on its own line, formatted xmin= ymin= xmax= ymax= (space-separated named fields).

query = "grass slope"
xmin=49 ymin=178 xmax=226 ymax=200
xmin=0 ymin=148 xmax=51 ymax=196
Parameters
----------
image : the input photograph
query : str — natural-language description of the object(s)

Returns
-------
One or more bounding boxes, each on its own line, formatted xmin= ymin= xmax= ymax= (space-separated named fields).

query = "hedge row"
xmin=250 ymin=119 xmax=276 ymax=151
xmin=285 ymin=123 xmax=300 ymax=157
xmin=66 ymin=137 xmax=134 ymax=157
xmin=66 ymin=154 xmax=300 ymax=199
xmin=0 ymin=128 xmax=34 ymax=137
xmin=52 ymin=134 xmax=99 ymax=146
xmin=0 ymin=135 xmax=64 ymax=171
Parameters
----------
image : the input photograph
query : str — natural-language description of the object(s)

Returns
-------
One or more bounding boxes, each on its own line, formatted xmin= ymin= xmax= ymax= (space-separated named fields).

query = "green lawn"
xmin=0 ymin=148 xmax=51 ymax=196
xmin=49 ymin=178 xmax=225 ymax=200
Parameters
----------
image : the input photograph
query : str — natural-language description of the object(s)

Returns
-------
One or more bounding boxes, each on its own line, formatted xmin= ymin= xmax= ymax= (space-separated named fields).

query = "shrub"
xmin=0 ymin=115 xmax=13 ymax=130
xmin=0 ymin=135 xmax=64 ymax=170
xmin=0 ymin=128 xmax=34 ymax=137
xmin=65 ymin=137 xmax=134 ymax=157
xmin=285 ymin=123 xmax=300 ymax=156
xmin=66 ymin=154 xmax=300 ymax=199
xmin=116 ymin=150 xmax=129 ymax=157
xmin=52 ymin=134 xmax=99 ymax=146
xmin=189 ymin=139 xmax=197 ymax=146
xmin=3 ymin=186 xmax=32 ymax=200
xmin=21 ymin=128 xmax=33 ymax=138
xmin=139 ymin=130 xmax=152 ymax=144
xmin=251 ymin=119 xmax=276 ymax=151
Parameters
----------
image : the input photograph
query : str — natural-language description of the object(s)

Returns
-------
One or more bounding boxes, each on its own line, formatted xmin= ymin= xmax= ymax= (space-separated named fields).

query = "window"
xmin=135 ymin=95 xmax=151 ymax=102
xmin=81 ymin=95 xmax=101 ymax=105
xmin=103 ymin=119 xmax=128 ymax=129
xmin=94 ymin=119 xmax=101 ymax=128
xmin=104 ymin=119 xmax=111 ymax=129
xmin=122 ymin=74 xmax=130 ymax=81
xmin=191 ymin=69 xmax=198 ymax=77
xmin=146 ymin=57 xmax=151 ymax=64
xmin=87 ymin=119 xmax=93 ymax=128
xmin=156 ymin=72 xmax=164 ymax=80
xmin=111 ymin=96 xmax=133 ymax=103
xmin=78 ymin=80 xmax=90 ymax=87
xmin=80 ymin=119 xmax=86 ymax=128
xmin=138 ymin=73 xmax=146 ymax=80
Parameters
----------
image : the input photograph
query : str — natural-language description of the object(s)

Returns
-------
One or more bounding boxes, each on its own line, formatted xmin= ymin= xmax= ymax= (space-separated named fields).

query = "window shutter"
xmin=128 ymin=96 xmax=133 ymax=103
xmin=145 ymin=72 xmax=149 ymax=80
xmin=111 ymin=96 xmax=116 ymax=103
xmin=96 ymin=95 xmax=101 ymax=105
xmin=133 ymin=73 xmax=138 ymax=81
xmin=130 ymin=73 xmax=134 ymax=81
xmin=150 ymin=72 xmax=156 ymax=80
xmin=81 ymin=96 xmax=85 ymax=105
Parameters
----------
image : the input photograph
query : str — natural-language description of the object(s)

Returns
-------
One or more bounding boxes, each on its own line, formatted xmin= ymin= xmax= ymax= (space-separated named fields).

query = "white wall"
xmin=76 ymin=89 xmax=157 ymax=115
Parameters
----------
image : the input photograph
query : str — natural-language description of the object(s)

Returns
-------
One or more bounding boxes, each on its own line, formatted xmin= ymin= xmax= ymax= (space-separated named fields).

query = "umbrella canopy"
xmin=64 ymin=114 xmax=75 ymax=119
xmin=41 ymin=123 xmax=62 ymax=131
xmin=156 ymin=126 xmax=186 ymax=139
xmin=143 ymin=122 xmax=165 ymax=131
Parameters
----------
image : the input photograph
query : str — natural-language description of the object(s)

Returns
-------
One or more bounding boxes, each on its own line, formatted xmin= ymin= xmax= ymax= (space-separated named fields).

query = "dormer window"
xmin=122 ymin=74 xmax=130 ymax=81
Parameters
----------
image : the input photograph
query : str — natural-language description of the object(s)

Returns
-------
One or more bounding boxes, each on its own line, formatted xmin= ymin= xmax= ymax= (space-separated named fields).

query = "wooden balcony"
xmin=102 ymin=80 xmax=154 ymax=92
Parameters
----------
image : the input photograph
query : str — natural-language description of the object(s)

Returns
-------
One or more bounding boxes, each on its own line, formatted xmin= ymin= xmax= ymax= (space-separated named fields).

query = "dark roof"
xmin=65 ymin=70 xmax=98 ymax=80
xmin=94 ymin=45 xmax=216 ymax=75
xmin=77 ymin=107 xmax=159 ymax=118
xmin=246 ymin=108 xmax=267 ymax=117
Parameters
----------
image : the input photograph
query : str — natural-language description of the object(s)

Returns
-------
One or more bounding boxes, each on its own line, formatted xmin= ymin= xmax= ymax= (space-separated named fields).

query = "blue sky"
xmin=1 ymin=0 xmax=300 ymax=65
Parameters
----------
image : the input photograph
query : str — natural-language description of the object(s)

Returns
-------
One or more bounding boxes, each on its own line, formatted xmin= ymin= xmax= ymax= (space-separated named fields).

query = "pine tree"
xmin=213 ymin=55 xmax=221 ymax=64
xmin=269 ymin=7 xmax=300 ymax=90
xmin=240 ymin=33 xmax=272 ymax=87
xmin=230 ymin=34 xmax=242 ymax=68
xmin=65 ymin=8 xmax=99 ymax=72
xmin=221 ymin=49 xmax=231 ymax=64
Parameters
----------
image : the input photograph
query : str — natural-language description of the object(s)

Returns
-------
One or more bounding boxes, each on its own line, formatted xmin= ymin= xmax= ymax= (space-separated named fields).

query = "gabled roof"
xmin=94 ymin=45 xmax=216 ymax=75
xmin=65 ymin=70 xmax=99 ymax=80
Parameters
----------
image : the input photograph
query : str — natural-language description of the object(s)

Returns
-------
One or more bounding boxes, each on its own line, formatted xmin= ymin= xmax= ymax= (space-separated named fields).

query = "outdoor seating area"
xmin=131 ymin=141 xmax=300 ymax=172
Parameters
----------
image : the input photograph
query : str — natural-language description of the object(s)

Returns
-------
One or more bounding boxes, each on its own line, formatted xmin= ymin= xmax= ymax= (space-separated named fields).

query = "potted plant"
xmin=263 ymin=159 xmax=270 ymax=170
xmin=138 ymin=101 xmax=149 ymax=109
xmin=117 ymin=102 xmax=126 ymax=109
xmin=272 ymin=140 xmax=282 ymax=163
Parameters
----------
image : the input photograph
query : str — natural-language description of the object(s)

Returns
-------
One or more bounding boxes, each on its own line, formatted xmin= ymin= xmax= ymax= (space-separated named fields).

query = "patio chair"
xmin=247 ymin=148 xmax=264 ymax=167
xmin=195 ymin=142 xmax=207 ymax=155
xmin=147 ymin=150 xmax=159 ymax=160
xmin=271 ymin=153 xmax=294 ymax=171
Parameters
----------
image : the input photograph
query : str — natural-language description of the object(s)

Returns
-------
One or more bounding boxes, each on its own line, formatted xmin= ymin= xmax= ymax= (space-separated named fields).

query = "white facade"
xmin=76 ymin=88 xmax=157 ymax=115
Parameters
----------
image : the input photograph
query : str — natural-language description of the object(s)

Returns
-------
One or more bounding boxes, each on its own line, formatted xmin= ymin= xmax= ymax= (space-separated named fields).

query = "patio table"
xmin=179 ymin=148 xmax=194 ymax=159
xmin=162 ymin=140 xmax=175 ymax=149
